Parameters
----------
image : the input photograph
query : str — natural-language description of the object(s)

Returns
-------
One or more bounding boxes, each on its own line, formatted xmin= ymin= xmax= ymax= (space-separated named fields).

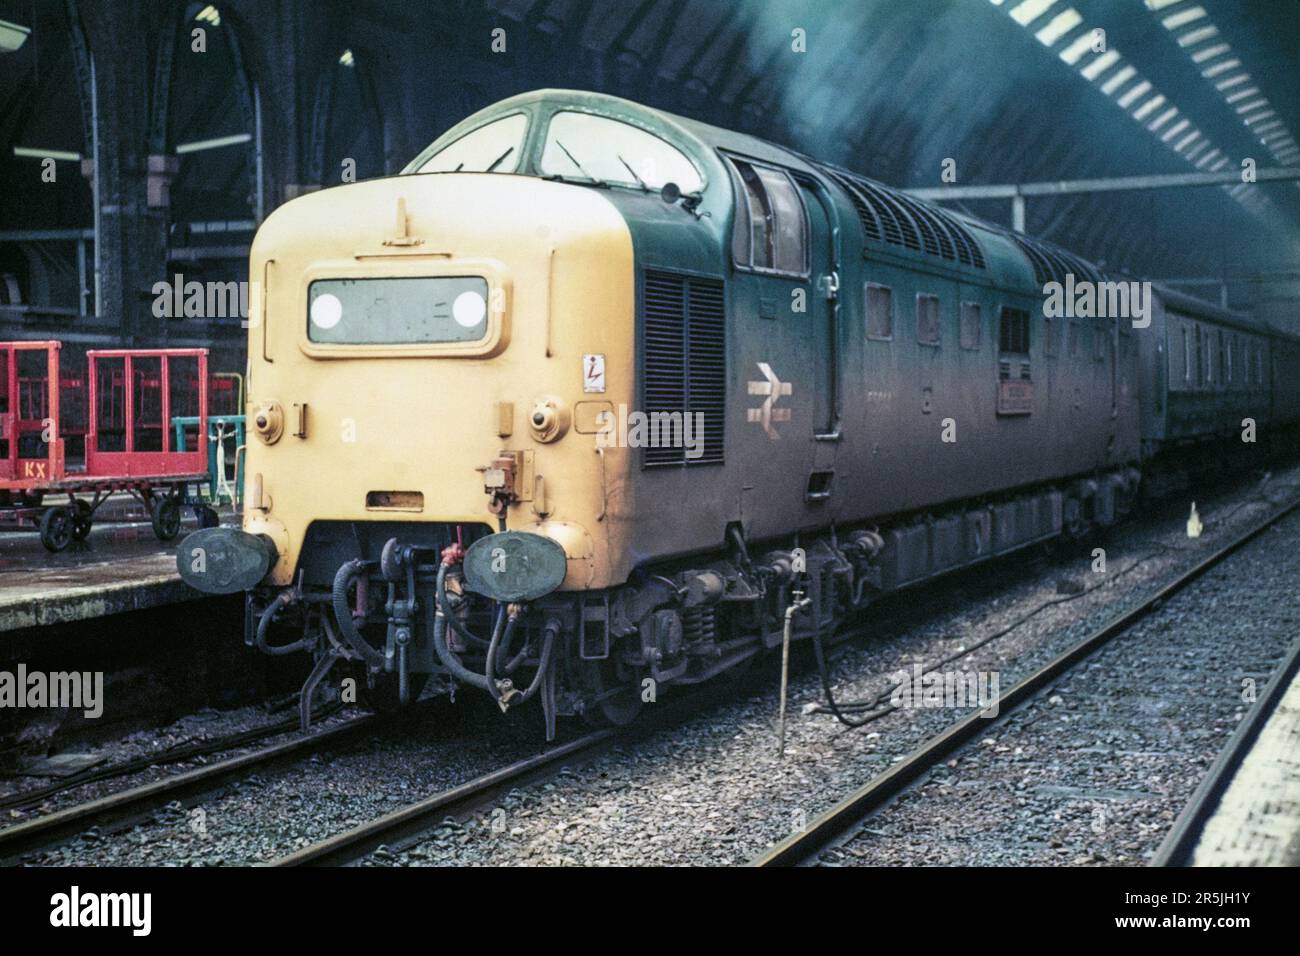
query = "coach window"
xmin=1182 ymin=327 xmax=1191 ymax=383
xmin=917 ymin=293 xmax=941 ymax=346
xmin=960 ymin=302 xmax=981 ymax=350
xmin=727 ymin=157 xmax=808 ymax=276
xmin=865 ymin=283 xmax=893 ymax=340
xmin=416 ymin=113 xmax=528 ymax=173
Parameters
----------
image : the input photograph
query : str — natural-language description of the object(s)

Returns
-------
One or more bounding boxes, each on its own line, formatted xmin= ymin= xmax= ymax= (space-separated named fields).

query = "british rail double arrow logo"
xmin=747 ymin=362 xmax=792 ymax=440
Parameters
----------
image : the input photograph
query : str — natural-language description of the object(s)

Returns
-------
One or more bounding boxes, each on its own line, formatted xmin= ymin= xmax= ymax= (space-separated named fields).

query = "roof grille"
xmin=1003 ymin=231 xmax=1101 ymax=288
xmin=819 ymin=164 xmax=986 ymax=269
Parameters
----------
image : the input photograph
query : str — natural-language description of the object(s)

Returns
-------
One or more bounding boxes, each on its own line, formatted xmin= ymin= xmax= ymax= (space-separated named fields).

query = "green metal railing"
xmin=172 ymin=415 xmax=245 ymax=506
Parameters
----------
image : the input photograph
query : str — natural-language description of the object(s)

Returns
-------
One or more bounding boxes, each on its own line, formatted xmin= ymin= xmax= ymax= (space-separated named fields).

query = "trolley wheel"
xmin=151 ymin=496 xmax=182 ymax=541
xmin=70 ymin=499 xmax=94 ymax=540
xmin=39 ymin=507 xmax=74 ymax=553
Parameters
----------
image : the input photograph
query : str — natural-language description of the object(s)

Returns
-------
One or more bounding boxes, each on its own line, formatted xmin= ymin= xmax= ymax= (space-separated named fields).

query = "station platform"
xmin=0 ymin=498 xmax=233 ymax=633
xmin=1188 ymin=648 xmax=1300 ymax=866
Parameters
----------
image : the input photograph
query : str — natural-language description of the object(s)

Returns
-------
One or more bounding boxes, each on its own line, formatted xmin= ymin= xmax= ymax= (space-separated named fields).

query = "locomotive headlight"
xmin=452 ymin=289 xmax=487 ymax=328
xmin=528 ymin=396 xmax=570 ymax=443
xmin=310 ymin=292 xmax=343 ymax=330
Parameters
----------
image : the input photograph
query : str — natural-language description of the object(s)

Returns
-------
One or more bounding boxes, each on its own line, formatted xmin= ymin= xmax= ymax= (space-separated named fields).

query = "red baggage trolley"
xmin=0 ymin=342 xmax=215 ymax=551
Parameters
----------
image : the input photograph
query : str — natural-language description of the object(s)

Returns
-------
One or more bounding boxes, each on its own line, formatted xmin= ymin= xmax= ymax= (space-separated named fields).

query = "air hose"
xmin=331 ymin=559 xmax=385 ymax=668
xmin=255 ymin=590 xmax=313 ymax=656
xmin=432 ymin=563 xmax=494 ymax=691
xmin=433 ymin=562 xmax=558 ymax=707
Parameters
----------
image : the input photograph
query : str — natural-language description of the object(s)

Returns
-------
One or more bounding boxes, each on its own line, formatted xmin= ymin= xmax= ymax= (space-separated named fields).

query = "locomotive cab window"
xmin=726 ymin=157 xmax=808 ymax=276
xmin=540 ymin=111 xmax=703 ymax=192
xmin=415 ymin=113 xmax=528 ymax=174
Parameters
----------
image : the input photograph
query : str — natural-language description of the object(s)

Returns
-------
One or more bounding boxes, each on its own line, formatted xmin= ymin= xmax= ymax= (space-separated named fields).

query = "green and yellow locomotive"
xmin=180 ymin=89 xmax=1300 ymax=732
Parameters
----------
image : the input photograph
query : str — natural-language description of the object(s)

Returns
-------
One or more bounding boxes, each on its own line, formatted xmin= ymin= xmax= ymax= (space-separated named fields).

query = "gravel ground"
xmin=13 ymin=692 xmax=578 ymax=865
xmin=1 ymin=704 xmax=359 ymax=820
xmin=5 ymin=466 xmax=1298 ymax=866
xmin=825 ymin=506 xmax=1300 ymax=866
xmin=367 ymin=469 xmax=1300 ymax=867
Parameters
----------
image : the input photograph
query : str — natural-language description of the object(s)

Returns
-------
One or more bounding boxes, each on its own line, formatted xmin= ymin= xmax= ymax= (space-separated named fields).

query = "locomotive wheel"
xmin=39 ymin=507 xmax=74 ymax=553
xmin=70 ymin=499 xmax=93 ymax=540
xmin=579 ymin=664 xmax=644 ymax=727
xmin=151 ymin=496 xmax=182 ymax=541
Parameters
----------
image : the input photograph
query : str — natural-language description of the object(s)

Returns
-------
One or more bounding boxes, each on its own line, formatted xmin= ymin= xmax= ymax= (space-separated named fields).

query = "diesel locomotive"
xmin=179 ymin=89 xmax=1300 ymax=733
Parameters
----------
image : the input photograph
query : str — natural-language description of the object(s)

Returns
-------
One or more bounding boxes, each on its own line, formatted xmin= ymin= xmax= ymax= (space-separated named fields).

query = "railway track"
xmin=270 ymin=728 xmax=620 ymax=866
xmin=4 ymin=481 xmax=1292 ymax=867
xmin=0 ymin=704 xmax=345 ymax=814
xmin=749 ymin=495 xmax=1300 ymax=867
xmin=0 ymin=714 xmax=377 ymax=864
xmin=1151 ymin=631 xmax=1300 ymax=867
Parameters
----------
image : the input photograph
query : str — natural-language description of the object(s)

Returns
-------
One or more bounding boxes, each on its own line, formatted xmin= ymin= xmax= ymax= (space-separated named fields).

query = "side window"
xmin=960 ymin=302 xmax=981 ymax=351
xmin=1042 ymin=315 xmax=1057 ymax=357
xmin=728 ymin=157 xmax=808 ymax=276
xmin=865 ymin=284 xmax=893 ymax=340
xmin=916 ymin=293 xmax=941 ymax=346
xmin=1182 ymin=326 xmax=1191 ymax=382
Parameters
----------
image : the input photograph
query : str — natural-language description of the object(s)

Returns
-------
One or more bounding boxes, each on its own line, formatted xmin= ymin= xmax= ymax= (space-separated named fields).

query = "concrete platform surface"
xmin=0 ymin=506 xmax=233 ymax=633
xmin=1192 ymin=660 xmax=1300 ymax=866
